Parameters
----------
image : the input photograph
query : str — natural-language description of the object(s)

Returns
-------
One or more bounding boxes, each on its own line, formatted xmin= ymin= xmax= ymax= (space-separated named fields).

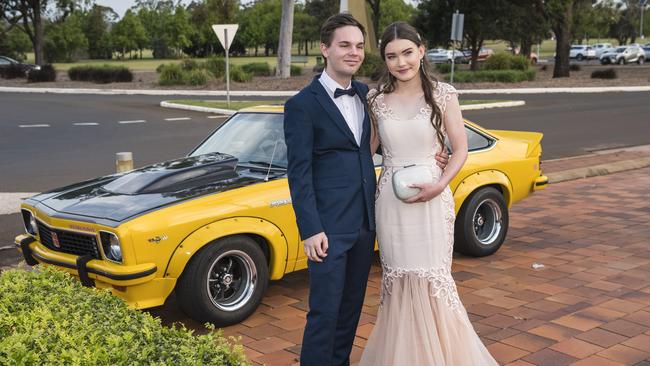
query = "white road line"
xmin=118 ymin=120 xmax=146 ymax=124
xmin=19 ymin=124 xmax=50 ymax=128
xmin=164 ymin=117 xmax=191 ymax=121
xmin=73 ymin=122 xmax=99 ymax=126
xmin=207 ymin=115 xmax=229 ymax=119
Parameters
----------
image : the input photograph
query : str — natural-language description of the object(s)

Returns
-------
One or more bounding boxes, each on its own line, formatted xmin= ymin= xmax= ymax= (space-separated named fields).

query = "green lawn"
xmin=169 ymin=99 xmax=508 ymax=111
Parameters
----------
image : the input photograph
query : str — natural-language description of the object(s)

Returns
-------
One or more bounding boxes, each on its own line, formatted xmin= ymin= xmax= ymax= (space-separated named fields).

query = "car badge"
xmin=148 ymin=235 xmax=168 ymax=244
xmin=51 ymin=232 xmax=61 ymax=248
xmin=270 ymin=199 xmax=292 ymax=208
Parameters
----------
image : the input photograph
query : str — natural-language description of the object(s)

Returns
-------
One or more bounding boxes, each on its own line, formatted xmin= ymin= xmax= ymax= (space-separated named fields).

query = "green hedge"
xmin=483 ymin=53 xmax=529 ymax=71
xmin=357 ymin=53 xmax=383 ymax=81
xmin=0 ymin=64 xmax=26 ymax=79
xmin=158 ymin=63 xmax=185 ymax=85
xmin=435 ymin=63 xmax=452 ymax=74
xmin=241 ymin=62 xmax=271 ymax=76
xmin=204 ymin=57 xmax=227 ymax=78
xmin=446 ymin=69 xmax=536 ymax=83
xmin=27 ymin=65 xmax=56 ymax=82
xmin=185 ymin=68 xmax=212 ymax=86
xmin=230 ymin=65 xmax=252 ymax=82
xmin=68 ymin=65 xmax=133 ymax=84
xmin=0 ymin=267 xmax=249 ymax=365
xmin=591 ymin=68 xmax=617 ymax=79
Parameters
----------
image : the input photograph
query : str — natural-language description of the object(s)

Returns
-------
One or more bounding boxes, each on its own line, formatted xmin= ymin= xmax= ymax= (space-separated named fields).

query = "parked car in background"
xmin=15 ymin=106 xmax=548 ymax=326
xmin=600 ymin=46 xmax=645 ymax=65
xmin=569 ymin=45 xmax=596 ymax=60
xmin=426 ymin=48 xmax=466 ymax=64
xmin=643 ymin=46 xmax=650 ymax=59
xmin=0 ymin=56 xmax=40 ymax=76
xmin=461 ymin=47 xmax=494 ymax=63
xmin=592 ymin=43 xmax=614 ymax=58
xmin=506 ymin=47 xmax=539 ymax=64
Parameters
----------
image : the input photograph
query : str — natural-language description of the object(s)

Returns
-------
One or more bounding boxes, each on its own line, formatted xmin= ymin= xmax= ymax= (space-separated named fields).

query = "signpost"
xmin=450 ymin=11 xmax=464 ymax=83
xmin=211 ymin=24 xmax=239 ymax=107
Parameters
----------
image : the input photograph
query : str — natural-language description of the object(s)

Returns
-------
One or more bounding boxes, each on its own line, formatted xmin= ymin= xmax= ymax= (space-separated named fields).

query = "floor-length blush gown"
xmin=359 ymin=82 xmax=499 ymax=366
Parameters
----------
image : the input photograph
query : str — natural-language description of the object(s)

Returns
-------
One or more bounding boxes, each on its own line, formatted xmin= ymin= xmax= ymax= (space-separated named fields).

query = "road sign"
xmin=211 ymin=24 xmax=239 ymax=51
xmin=212 ymin=24 xmax=239 ymax=107
xmin=451 ymin=11 xmax=464 ymax=42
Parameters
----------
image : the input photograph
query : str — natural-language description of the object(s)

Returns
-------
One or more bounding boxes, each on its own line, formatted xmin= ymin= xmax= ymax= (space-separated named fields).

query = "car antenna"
xmin=264 ymin=140 xmax=280 ymax=182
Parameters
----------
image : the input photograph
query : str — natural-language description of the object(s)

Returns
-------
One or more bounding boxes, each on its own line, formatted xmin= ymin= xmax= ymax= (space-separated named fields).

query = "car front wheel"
xmin=638 ymin=57 xmax=644 ymax=65
xmin=176 ymin=235 xmax=269 ymax=326
xmin=455 ymin=186 xmax=509 ymax=257
xmin=576 ymin=54 xmax=584 ymax=61
xmin=618 ymin=58 xmax=626 ymax=65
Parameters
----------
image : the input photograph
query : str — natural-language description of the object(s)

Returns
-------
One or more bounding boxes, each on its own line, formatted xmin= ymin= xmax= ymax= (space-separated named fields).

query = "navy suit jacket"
xmin=284 ymin=75 xmax=377 ymax=240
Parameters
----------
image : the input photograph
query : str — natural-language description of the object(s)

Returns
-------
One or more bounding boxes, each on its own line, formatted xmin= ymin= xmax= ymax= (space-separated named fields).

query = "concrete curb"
xmin=160 ymin=101 xmax=236 ymax=115
xmin=546 ymin=156 xmax=650 ymax=183
xmin=2 ymin=85 xmax=650 ymax=96
xmin=160 ymin=100 xmax=527 ymax=115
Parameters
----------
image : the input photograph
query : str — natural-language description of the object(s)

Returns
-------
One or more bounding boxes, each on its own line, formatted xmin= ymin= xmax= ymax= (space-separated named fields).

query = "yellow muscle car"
xmin=15 ymin=106 xmax=547 ymax=326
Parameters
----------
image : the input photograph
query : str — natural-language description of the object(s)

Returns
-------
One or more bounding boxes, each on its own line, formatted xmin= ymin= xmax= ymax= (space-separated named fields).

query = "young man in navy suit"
xmin=284 ymin=14 xmax=447 ymax=365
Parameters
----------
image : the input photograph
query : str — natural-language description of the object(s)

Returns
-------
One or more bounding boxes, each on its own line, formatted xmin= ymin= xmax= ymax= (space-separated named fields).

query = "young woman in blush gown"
xmin=359 ymin=22 xmax=499 ymax=366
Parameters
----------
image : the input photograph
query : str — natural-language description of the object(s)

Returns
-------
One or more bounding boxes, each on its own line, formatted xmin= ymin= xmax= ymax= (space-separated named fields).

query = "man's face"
xmin=321 ymin=26 xmax=365 ymax=79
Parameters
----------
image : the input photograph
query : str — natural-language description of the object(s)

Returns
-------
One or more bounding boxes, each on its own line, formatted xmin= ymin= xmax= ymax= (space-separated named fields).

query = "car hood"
xmin=26 ymin=152 xmax=267 ymax=223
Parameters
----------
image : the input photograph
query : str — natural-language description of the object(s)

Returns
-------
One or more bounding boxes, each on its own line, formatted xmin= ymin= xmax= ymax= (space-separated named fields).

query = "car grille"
xmin=37 ymin=221 xmax=101 ymax=259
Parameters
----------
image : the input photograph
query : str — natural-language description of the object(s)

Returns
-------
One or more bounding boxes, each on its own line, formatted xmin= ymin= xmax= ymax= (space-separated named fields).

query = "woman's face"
xmin=383 ymin=38 xmax=425 ymax=83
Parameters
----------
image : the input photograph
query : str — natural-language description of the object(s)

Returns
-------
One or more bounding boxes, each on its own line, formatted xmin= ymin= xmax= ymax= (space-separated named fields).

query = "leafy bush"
xmin=184 ymin=68 xmax=212 ymax=86
xmin=0 ymin=267 xmax=249 ymax=365
xmin=230 ymin=65 xmax=252 ymax=82
xmin=436 ymin=63 xmax=452 ymax=74
xmin=0 ymin=64 xmax=26 ymax=79
xmin=158 ymin=64 xmax=185 ymax=85
xmin=290 ymin=64 xmax=302 ymax=76
xmin=357 ymin=52 xmax=384 ymax=81
xmin=27 ymin=64 xmax=56 ymax=82
xmin=447 ymin=69 xmax=536 ymax=83
xmin=591 ymin=68 xmax=617 ymax=79
xmin=204 ymin=57 xmax=227 ymax=78
xmin=569 ymin=64 xmax=581 ymax=71
xmin=483 ymin=53 xmax=529 ymax=71
xmin=181 ymin=58 xmax=200 ymax=71
xmin=68 ymin=65 xmax=133 ymax=84
xmin=241 ymin=62 xmax=271 ymax=76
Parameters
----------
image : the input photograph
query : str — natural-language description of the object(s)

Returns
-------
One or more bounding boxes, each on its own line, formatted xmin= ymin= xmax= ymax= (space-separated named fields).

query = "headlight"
xmin=21 ymin=209 xmax=38 ymax=236
xmin=34 ymin=65 xmax=41 ymax=70
xmin=100 ymin=231 xmax=123 ymax=263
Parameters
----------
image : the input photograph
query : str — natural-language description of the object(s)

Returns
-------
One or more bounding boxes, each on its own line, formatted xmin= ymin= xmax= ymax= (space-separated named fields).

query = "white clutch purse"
xmin=391 ymin=165 xmax=434 ymax=201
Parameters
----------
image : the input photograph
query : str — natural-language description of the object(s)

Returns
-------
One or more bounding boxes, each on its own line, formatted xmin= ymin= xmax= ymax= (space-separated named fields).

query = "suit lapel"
xmin=310 ymin=76 xmax=358 ymax=147
xmin=353 ymin=81 xmax=371 ymax=146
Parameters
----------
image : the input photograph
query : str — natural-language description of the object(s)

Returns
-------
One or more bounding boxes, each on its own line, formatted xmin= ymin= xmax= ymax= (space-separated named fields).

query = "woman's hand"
xmin=404 ymin=182 xmax=445 ymax=203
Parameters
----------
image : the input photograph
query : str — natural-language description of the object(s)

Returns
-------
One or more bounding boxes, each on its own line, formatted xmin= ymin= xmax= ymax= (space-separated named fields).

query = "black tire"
xmin=618 ymin=58 xmax=626 ymax=65
xmin=576 ymin=54 xmax=584 ymax=61
xmin=454 ymin=186 xmax=509 ymax=257
xmin=176 ymin=235 xmax=269 ymax=326
xmin=638 ymin=57 xmax=644 ymax=65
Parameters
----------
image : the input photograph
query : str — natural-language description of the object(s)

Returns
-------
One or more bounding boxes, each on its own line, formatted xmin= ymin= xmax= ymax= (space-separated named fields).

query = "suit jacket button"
xmin=363 ymin=178 xmax=367 ymax=183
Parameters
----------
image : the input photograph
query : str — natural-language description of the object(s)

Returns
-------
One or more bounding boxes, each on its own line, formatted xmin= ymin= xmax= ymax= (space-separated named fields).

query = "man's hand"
xmin=436 ymin=149 xmax=450 ymax=169
xmin=304 ymin=232 xmax=328 ymax=262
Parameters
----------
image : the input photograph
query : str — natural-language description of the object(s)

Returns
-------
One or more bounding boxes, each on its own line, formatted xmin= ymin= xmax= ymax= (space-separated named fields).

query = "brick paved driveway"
xmin=153 ymin=167 xmax=650 ymax=366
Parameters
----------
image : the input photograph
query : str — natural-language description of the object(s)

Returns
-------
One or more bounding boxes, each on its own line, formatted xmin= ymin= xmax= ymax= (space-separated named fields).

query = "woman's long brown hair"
xmin=368 ymin=21 xmax=445 ymax=148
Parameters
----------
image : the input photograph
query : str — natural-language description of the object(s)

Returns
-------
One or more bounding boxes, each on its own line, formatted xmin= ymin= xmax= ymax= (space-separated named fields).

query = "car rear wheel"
xmin=576 ymin=54 xmax=584 ymax=61
xmin=176 ymin=235 xmax=269 ymax=326
xmin=618 ymin=58 xmax=626 ymax=65
xmin=638 ymin=57 xmax=644 ymax=65
xmin=455 ymin=186 xmax=509 ymax=257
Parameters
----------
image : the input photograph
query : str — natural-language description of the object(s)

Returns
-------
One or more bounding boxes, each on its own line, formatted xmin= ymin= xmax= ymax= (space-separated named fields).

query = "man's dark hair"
xmin=320 ymin=13 xmax=366 ymax=47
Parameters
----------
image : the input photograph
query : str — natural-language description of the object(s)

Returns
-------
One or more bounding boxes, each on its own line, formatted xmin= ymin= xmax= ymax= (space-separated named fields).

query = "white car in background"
xmin=569 ymin=45 xmax=596 ymax=60
xmin=600 ymin=46 xmax=645 ymax=65
xmin=591 ymin=43 xmax=614 ymax=58
xmin=426 ymin=48 xmax=466 ymax=64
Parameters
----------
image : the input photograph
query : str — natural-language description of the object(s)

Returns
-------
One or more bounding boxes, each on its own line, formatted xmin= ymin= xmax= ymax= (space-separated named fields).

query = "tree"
xmin=377 ymin=0 xmax=415 ymax=32
xmin=44 ymin=12 xmax=88 ymax=62
xmin=112 ymin=9 xmax=147 ymax=59
xmin=498 ymin=0 xmax=549 ymax=59
xmin=366 ymin=0 xmax=381 ymax=46
xmin=276 ymin=0 xmax=294 ymax=78
xmin=82 ymin=4 xmax=117 ymax=59
xmin=0 ymin=25 xmax=32 ymax=60
xmin=293 ymin=4 xmax=318 ymax=55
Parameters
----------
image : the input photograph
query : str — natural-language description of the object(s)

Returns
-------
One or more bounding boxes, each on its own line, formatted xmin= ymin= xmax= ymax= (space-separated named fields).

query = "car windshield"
xmin=189 ymin=112 xmax=288 ymax=168
xmin=616 ymin=47 xmax=626 ymax=52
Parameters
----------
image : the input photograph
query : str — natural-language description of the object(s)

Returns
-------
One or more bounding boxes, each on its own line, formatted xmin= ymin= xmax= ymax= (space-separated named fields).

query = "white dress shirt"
xmin=319 ymin=70 xmax=365 ymax=146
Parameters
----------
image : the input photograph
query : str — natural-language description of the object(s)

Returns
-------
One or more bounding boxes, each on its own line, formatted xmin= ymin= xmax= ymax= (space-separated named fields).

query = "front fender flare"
xmin=164 ymin=217 xmax=288 ymax=281
xmin=453 ymin=170 xmax=513 ymax=210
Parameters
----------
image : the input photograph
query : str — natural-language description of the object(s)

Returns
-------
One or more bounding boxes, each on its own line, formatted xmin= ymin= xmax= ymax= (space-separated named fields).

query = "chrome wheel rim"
xmin=472 ymin=198 xmax=502 ymax=246
xmin=207 ymin=250 xmax=257 ymax=311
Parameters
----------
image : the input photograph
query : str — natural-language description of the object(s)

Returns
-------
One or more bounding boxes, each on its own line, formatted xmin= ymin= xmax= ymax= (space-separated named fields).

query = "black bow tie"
xmin=334 ymin=87 xmax=356 ymax=98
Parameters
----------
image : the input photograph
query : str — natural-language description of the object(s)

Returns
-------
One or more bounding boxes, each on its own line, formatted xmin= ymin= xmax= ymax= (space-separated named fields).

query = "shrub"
xmin=184 ymin=68 xmax=212 ymax=86
xmin=0 ymin=267 xmax=249 ymax=365
xmin=27 ymin=64 xmax=56 ymax=82
xmin=230 ymin=65 xmax=252 ymax=82
xmin=241 ymin=62 xmax=271 ymax=76
xmin=357 ymin=52 xmax=384 ymax=81
xmin=448 ymin=69 xmax=536 ymax=83
xmin=540 ymin=64 xmax=548 ymax=71
xmin=0 ymin=64 xmax=27 ymax=79
xmin=591 ymin=68 xmax=617 ymax=79
xmin=483 ymin=53 xmax=529 ymax=71
xmin=204 ymin=57 xmax=227 ymax=78
xmin=435 ymin=63 xmax=452 ymax=74
xmin=290 ymin=64 xmax=302 ymax=76
xmin=181 ymin=58 xmax=200 ymax=71
xmin=569 ymin=64 xmax=581 ymax=71
xmin=68 ymin=65 xmax=133 ymax=84
xmin=158 ymin=63 xmax=184 ymax=85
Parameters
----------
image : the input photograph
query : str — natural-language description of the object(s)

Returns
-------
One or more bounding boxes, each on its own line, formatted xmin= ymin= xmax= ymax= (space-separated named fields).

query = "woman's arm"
xmin=370 ymin=120 xmax=380 ymax=155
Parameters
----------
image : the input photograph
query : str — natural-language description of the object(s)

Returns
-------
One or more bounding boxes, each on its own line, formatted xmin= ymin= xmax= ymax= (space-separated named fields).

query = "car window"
xmin=190 ymin=112 xmax=288 ymax=168
xmin=616 ymin=47 xmax=626 ymax=52
xmin=0 ymin=58 xmax=10 ymax=65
